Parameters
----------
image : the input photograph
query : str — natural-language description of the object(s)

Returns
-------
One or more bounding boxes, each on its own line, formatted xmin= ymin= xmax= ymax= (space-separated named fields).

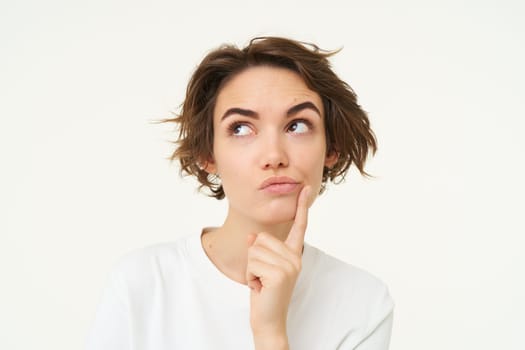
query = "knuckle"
xmin=274 ymin=269 xmax=287 ymax=282
xmin=256 ymin=232 xmax=271 ymax=243
xmin=282 ymin=260 xmax=298 ymax=276
xmin=247 ymin=245 xmax=262 ymax=259
xmin=294 ymin=258 xmax=302 ymax=271
xmin=283 ymin=263 xmax=295 ymax=276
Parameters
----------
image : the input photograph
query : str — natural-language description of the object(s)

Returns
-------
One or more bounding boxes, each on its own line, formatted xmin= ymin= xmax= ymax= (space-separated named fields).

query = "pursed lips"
xmin=259 ymin=176 xmax=300 ymax=194
xmin=259 ymin=176 xmax=299 ymax=189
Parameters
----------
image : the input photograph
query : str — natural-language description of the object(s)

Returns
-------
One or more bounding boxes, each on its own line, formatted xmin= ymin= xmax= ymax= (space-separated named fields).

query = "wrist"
xmin=252 ymin=331 xmax=289 ymax=350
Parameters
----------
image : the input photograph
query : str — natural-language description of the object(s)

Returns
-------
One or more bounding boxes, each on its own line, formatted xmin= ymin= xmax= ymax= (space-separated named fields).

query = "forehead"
xmin=213 ymin=66 xmax=323 ymax=118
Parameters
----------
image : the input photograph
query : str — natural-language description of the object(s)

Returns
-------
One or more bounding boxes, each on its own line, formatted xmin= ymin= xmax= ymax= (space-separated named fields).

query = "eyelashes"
xmin=288 ymin=119 xmax=313 ymax=134
xmin=227 ymin=122 xmax=252 ymax=136
xmin=226 ymin=119 xmax=314 ymax=137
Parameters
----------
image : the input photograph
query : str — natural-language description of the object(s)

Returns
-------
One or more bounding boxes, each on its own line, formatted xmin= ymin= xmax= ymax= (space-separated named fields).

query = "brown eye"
xmin=229 ymin=123 xmax=252 ymax=136
xmin=288 ymin=120 xmax=310 ymax=134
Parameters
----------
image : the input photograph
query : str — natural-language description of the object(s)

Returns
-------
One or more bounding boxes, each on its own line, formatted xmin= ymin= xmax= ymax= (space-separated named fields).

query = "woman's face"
xmin=207 ymin=66 xmax=337 ymax=225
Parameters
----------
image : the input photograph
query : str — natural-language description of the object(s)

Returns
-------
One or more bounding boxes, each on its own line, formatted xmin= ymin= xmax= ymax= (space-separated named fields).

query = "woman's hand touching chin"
xmin=246 ymin=186 xmax=311 ymax=350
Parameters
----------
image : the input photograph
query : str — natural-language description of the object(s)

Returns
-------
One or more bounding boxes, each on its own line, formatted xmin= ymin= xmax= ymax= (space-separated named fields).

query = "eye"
xmin=288 ymin=120 xmax=311 ymax=134
xmin=228 ymin=122 xmax=253 ymax=136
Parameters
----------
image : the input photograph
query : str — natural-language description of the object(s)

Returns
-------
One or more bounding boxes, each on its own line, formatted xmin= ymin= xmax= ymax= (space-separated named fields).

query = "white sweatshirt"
xmin=87 ymin=231 xmax=394 ymax=349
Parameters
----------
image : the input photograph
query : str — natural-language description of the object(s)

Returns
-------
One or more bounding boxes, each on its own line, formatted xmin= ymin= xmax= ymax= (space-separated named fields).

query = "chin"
xmin=258 ymin=215 xmax=294 ymax=226
xmin=257 ymin=204 xmax=296 ymax=225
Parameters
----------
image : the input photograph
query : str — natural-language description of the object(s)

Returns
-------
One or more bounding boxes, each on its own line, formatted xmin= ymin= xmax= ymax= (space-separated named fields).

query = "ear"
xmin=324 ymin=150 xmax=338 ymax=168
xmin=201 ymin=158 xmax=217 ymax=174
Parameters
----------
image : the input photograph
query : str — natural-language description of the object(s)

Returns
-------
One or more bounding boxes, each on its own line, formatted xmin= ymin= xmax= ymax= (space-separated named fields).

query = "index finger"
xmin=285 ymin=185 xmax=311 ymax=254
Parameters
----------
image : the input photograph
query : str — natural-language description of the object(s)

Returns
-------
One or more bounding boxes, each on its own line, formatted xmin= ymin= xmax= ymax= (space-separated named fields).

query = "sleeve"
xmin=338 ymin=284 xmax=395 ymax=350
xmin=352 ymin=311 xmax=394 ymax=350
xmin=86 ymin=268 xmax=132 ymax=350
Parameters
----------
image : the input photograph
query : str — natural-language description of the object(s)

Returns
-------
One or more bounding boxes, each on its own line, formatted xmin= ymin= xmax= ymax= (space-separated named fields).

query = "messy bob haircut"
xmin=162 ymin=37 xmax=377 ymax=200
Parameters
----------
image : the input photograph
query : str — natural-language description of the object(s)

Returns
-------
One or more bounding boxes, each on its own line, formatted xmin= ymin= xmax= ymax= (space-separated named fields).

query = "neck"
xmin=224 ymin=208 xmax=295 ymax=241
xmin=201 ymin=207 xmax=294 ymax=285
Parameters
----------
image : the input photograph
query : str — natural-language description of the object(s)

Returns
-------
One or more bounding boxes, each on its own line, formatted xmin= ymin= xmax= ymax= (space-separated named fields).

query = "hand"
xmin=246 ymin=186 xmax=311 ymax=341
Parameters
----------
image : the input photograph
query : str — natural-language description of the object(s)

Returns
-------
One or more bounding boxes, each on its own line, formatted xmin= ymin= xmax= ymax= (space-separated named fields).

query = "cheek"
xmin=214 ymin=147 xmax=249 ymax=180
xmin=296 ymin=143 xmax=328 ymax=170
xmin=294 ymin=155 xmax=327 ymax=190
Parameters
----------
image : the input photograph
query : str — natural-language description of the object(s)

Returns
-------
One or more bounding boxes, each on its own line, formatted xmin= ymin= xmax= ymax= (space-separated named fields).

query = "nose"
xmin=259 ymin=134 xmax=289 ymax=170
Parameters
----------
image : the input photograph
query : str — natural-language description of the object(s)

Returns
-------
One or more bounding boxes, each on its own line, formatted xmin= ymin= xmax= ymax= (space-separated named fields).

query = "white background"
xmin=1 ymin=1 xmax=524 ymax=349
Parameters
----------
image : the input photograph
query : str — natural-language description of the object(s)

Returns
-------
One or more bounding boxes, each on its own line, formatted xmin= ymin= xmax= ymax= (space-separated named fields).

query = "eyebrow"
xmin=220 ymin=101 xmax=322 ymax=121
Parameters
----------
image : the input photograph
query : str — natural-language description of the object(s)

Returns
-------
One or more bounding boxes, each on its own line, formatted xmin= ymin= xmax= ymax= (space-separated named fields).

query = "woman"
xmin=87 ymin=37 xmax=394 ymax=350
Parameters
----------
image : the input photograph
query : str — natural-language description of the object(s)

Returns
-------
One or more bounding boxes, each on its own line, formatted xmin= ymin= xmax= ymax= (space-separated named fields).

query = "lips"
xmin=259 ymin=176 xmax=300 ymax=194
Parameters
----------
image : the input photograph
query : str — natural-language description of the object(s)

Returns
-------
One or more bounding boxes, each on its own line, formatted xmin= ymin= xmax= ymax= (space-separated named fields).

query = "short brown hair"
xmin=162 ymin=37 xmax=377 ymax=199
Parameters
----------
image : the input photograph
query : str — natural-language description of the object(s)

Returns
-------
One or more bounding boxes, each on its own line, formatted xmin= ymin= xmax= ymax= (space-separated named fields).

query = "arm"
xmin=338 ymin=281 xmax=395 ymax=350
xmin=353 ymin=311 xmax=394 ymax=350
xmin=86 ymin=270 xmax=131 ymax=350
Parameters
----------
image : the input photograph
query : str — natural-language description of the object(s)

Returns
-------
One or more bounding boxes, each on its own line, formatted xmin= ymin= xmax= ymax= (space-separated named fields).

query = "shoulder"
xmin=308 ymin=244 xmax=392 ymax=295
xmin=327 ymin=251 xmax=390 ymax=292
xmin=107 ymin=235 xmax=194 ymax=291
xmin=305 ymin=244 xmax=395 ymax=331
